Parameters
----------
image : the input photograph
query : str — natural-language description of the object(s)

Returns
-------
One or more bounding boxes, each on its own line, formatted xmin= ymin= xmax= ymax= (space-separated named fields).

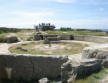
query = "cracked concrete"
xmin=0 ymin=54 xmax=68 ymax=80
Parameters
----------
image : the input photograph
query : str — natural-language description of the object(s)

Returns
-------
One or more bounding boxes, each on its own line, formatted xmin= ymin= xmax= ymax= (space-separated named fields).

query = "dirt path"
xmin=99 ymin=76 xmax=108 ymax=83
xmin=0 ymin=41 xmax=33 ymax=54
xmin=98 ymin=69 xmax=108 ymax=83
xmin=0 ymin=43 xmax=11 ymax=54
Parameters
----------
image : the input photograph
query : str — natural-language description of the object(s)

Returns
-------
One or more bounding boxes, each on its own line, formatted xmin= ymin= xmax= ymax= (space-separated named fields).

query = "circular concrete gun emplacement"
xmin=9 ymin=41 xmax=88 ymax=55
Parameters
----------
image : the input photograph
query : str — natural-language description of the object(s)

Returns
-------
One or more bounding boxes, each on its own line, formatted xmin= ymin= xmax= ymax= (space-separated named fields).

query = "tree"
xmin=60 ymin=27 xmax=74 ymax=31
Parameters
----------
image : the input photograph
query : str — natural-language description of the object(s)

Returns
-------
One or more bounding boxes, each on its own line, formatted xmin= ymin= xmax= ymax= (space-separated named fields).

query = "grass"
xmin=53 ymin=43 xmax=88 ymax=55
xmin=0 ymin=29 xmax=35 ymax=41
xmin=46 ymin=31 xmax=108 ymax=36
xmin=0 ymin=33 xmax=8 ymax=39
xmin=9 ymin=42 xmax=88 ymax=55
xmin=15 ymin=29 xmax=35 ymax=41
xmin=51 ymin=68 xmax=108 ymax=83
xmin=74 ymin=68 xmax=108 ymax=83
xmin=0 ymin=29 xmax=107 ymax=42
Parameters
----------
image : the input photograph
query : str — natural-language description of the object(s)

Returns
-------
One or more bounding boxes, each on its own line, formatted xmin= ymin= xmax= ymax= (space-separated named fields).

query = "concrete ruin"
xmin=1 ymin=32 xmax=108 ymax=82
xmin=61 ymin=59 xmax=102 ymax=83
xmin=34 ymin=34 xmax=74 ymax=41
xmin=74 ymin=35 xmax=108 ymax=43
xmin=34 ymin=34 xmax=108 ymax=43
xmin=0 ymin=50 xmax=106 ymax=83
xmin=0 ymin=54 xmax=68 ymax=81
xmin=0 ymin=36 xmax=19 ymax=43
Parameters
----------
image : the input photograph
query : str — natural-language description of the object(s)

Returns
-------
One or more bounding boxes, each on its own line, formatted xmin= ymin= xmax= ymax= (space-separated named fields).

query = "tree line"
xmin=0 ymin=27 xmax=21 ymax=34
xmin=59 ymin=27 xmax=103 ymax=32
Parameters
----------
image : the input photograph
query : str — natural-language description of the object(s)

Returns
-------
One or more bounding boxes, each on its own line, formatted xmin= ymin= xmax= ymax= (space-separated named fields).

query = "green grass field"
xmin=74 ymin=68 xmax=108 ymax=83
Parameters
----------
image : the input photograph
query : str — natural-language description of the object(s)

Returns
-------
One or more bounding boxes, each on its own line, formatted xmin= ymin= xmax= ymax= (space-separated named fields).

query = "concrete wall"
xmin=60 ymin=35 xmax=74 ymax=40
xmin=34 ymin=34 xmax=108 ymax=43
xmin=0 ymin=54 xmax=68 ymax=81
xmin=34 ymin=34 xmax=74 ymax=41
xmin=74 ymin=35 xmax=108 ymax=43
xmin=0 ymin=36 xmax=18 ymax=43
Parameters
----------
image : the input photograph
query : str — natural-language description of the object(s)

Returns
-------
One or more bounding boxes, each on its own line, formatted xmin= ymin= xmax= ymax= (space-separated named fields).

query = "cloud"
xmin=19 ymin=0 xmax=77 ymax=3
xmin=0 ymin=11 xmax=55 ymax=28
xmin=1 ymin=18 xmax=108 ymax=29
xmin=56 ymin=0 xmax=76 ymax=3
xmin=48 ymin=19 xmax=108 ymax=29
xmin=19 ymin=0 xmax=108 ymax=4
xmin=11 ymin=11 xmax=54 ymax=17
xmin=99 ymin=8 xmax=104 ymax=11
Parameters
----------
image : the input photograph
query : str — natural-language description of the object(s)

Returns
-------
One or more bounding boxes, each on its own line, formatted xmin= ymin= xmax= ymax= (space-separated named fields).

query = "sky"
xmin=0 ymin=0 xmax=108 ymax=29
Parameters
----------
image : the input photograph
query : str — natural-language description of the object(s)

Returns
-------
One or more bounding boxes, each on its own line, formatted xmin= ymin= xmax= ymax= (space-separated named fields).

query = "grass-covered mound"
xmin=0 ymin=28 xmax=35 ymax=41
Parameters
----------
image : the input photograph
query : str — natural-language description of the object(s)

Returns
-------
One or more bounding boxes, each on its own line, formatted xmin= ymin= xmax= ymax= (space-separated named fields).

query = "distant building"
xmin=35 ymin=23 xmax=55 ymax=32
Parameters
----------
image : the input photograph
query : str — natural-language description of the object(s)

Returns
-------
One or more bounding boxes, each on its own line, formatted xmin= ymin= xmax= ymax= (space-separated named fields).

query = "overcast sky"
xmin=0 ymin=0 xmax=108 ymax=29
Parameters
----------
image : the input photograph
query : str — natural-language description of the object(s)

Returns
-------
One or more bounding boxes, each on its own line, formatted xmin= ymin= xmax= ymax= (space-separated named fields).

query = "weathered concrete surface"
xmin=61 ymin=60 xmax=78 ymax=83
xmin=82 ymin=47 xmax=108 ymax=70
xmin=30 ymin=55 xmax=68 ymax=79
xmin=0 ymin=44 xmax=10 ymax=54
xmin=0 ymin=54 xmax=33 ymax=80
xmin=0 ymin=54 xmax=68 ymax=81
xmin=60 ymin=35 xmax=73 ymax=40
xmin=6 ymin=36 xmax=19 ymax=43
xmin=82 ymin=47 xmax=108 ymax=60
xmin=39 ymin=78 xmax=50 ymax=83
xmin=0 ymin=36 xmax=19 ymax=43
xmin=74 ymin=36 xmax=108 ymax=43
xmin=76 ymin=59 xmax=102 ymax=79
xmin=34 ymin=34 xmax=74 ymax=41
xmin=103 ymin=59 xmax=108 ymax=68
xmin=61 ymin=59 xmax=102 ymax=83
xmin=34 ymin=34 xmax=43 ymax=40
